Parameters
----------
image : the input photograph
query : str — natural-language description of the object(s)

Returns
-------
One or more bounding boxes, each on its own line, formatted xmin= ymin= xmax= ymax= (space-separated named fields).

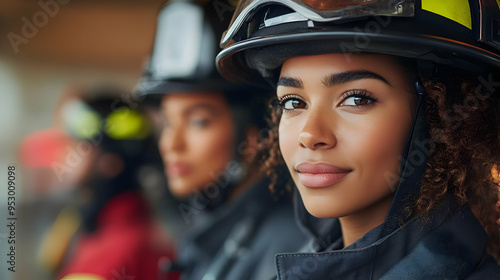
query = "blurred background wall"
xmin=1 ymin=0 xmax=163 ymax=149
xmin=0 ymin=1 xmax=173 ymax=279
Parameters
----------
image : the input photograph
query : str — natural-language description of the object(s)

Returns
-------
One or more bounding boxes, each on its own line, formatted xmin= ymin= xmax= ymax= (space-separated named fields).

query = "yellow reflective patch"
xmin=60 ymin=273 xmax=105 ymax=280
xmin=497 ymin=0 xmax=500 ymax=9
xmin=422 ymin=0 xmax=472 ymax=29
xmin=106 ymin=108 xmax=150 ymax=140
xmin=63 ymin=101 xmax=101 ymax=140
xmin=74 ymin=110 xmax=101 ymax=139
xmin=37 ymin=207 xmax=81 ymax=271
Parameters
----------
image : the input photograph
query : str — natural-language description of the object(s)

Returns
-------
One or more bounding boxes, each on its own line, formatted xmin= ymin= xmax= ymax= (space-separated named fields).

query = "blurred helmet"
xmin=216 ymin=0 xmax=500 ymax=85
xmin=61 ymin=89 xmax=154 ymax=161
xmin=134 ymin=0 xmax=266 ymax=101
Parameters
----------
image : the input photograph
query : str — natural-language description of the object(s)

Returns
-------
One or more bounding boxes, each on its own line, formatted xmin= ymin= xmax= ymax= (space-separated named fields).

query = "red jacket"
xmin=58 ymin=192 xmax=179 ymax=280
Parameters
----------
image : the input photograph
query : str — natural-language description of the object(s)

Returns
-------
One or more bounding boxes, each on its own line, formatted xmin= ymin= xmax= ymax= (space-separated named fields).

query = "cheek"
xmin=343 ymin=107 xmax=412 ymax=184
xmin=188 ymin=124 xmax=235 ymax=170
xmin=278 ymin=117 xmax=299 ymax=168
xmin=158 ymin=130 xmax=168 ymax=157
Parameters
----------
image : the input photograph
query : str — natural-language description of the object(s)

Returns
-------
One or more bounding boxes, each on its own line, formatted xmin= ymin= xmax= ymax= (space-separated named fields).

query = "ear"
xmin=97 ymin=153 xmax=124 ymax=178
xmin=241 ymin=126 xmax=260 ymax=163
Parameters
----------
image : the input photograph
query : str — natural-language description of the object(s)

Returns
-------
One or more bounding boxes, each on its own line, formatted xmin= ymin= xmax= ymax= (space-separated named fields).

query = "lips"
xmin=296 ymin=162 xmax=351 ymax=188
xmin=166 ymin=162 xmax=191 ymax=177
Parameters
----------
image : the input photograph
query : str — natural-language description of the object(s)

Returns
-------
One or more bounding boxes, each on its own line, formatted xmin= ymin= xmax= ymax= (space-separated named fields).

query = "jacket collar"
xmin=277 ymin=198 xmax=489 ymax=279
xmin=179 ymin=178 xmax=277 ymax=261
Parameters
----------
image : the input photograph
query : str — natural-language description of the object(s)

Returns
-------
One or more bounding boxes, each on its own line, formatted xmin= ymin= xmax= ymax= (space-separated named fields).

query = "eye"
xmin=278 ymin=95 xmax=307 ymax=111
xmin=342 ymin=96 xmax=373 ymax=106
xmin=340 ymin=90 xmax=377 ymax=107
xmin=189 ymin=118 xmax=210 ymax=128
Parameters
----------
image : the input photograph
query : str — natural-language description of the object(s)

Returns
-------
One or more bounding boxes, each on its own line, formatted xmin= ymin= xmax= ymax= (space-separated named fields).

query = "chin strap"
xmin=201 ymin=161 xmax=248 ymax=212
xmin=379 ymin=77 xmax=429 ymax=239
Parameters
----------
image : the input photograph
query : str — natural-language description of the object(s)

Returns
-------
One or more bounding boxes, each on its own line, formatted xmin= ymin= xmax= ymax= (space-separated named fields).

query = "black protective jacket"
xmin=275 ymin=195 xmax=500 ymax=279
xmin=177 ymin=178 xmax=307 ymax=280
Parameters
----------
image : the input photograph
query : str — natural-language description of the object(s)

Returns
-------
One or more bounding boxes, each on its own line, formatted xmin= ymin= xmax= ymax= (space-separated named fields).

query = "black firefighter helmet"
xmin=134 ymin=0 xmax=269 ymax=102
xmin=216 ymin=0 xmax=500 ymax=85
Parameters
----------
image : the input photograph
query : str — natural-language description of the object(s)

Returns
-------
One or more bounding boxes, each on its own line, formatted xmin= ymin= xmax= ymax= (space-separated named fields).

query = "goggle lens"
xmin=221 ymin=0 xmax=415 ymax=47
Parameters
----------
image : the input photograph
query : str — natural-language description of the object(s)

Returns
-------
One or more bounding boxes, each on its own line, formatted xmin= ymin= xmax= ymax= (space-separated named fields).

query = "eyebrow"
xmin=184 ymin=103 xmax=219 ymax=117
xmin=277 ymin=70 xmax=392 ymax=89
xmin=277 ymin=77 xmax=304 ymax=88
xmin=322 ymin=70 xmax=392 ymax=87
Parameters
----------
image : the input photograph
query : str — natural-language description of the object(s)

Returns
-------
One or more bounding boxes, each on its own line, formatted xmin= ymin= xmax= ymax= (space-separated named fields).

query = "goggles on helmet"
xmin=62 ymin=100 xmax=151 ymax=141
xmin=221 ymin=0 xmax=415 ymax=48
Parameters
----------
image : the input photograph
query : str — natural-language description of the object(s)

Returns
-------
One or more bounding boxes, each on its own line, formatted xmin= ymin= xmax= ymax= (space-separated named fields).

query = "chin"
xmin=304 ymin=204 xmax=339 ymax=219
xmin=168 ymin=179 xmax=196 ymax=198
xmin=301 ymin=193 xmax=344 ymax=219
xmin=302 ymin=197 xmax=337 ymax=218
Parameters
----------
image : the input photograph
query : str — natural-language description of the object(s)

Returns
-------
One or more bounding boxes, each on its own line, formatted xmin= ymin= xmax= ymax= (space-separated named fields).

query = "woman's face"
xmin=277 ymin=54 xmax=416 ymax=218
xmin=159 ymin=92 xmax=235 ymax=197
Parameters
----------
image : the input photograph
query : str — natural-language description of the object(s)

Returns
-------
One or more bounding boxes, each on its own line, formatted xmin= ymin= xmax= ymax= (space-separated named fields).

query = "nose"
xmin=299 ymin=111 xmax=337 ymax=150
xmin=159 ymin=125 xmax=185 ymax=154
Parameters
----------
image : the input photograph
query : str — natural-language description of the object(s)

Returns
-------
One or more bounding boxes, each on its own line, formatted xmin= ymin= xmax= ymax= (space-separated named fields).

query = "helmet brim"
xmin=217 ymin=30 xmax=500 ymax=86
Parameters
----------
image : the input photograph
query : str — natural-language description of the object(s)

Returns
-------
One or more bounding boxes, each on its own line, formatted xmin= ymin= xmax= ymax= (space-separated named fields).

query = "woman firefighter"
xmin=217 ymin=0 xmax=500 ymax=278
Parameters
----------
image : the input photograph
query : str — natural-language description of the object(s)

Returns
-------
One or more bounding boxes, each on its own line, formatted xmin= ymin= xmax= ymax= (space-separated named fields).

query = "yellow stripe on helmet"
xmin=422 ymin=0 xmax=472 ymax=29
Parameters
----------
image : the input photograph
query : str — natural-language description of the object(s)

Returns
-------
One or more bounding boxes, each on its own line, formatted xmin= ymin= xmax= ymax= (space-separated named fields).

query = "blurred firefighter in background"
xmin=133 ymin=0 xmax=307 ymax=279
xmin=37 ymin=89 xmax=180 ymax=280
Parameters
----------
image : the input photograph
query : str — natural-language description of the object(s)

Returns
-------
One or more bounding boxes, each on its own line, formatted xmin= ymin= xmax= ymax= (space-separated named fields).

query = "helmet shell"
xmin=216 ymin=0 xmax=500 ymax=85
xmin=134 ymin=0 xmax=264 ymax=100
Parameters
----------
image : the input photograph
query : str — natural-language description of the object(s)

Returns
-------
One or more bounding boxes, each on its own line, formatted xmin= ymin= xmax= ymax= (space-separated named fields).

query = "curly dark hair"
xmin=416 ymin=67 xmax=500 ymax=262
xmin=260 ymin=63 xmax=500 ymax=263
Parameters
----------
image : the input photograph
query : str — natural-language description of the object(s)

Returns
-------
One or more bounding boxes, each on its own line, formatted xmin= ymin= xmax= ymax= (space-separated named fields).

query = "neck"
xmin=339 ymin=193 xmax=394 ymax=248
